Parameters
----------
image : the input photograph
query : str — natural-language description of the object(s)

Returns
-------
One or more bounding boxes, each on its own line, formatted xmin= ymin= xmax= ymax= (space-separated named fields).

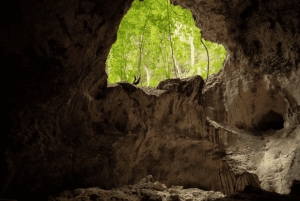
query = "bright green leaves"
xmin=106 ymin=0 xmax=227 ymax=86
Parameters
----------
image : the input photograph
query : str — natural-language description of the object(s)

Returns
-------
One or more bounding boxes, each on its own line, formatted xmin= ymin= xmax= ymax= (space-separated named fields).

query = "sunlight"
xmin=106 ymin=0 xmax=227 ymax=87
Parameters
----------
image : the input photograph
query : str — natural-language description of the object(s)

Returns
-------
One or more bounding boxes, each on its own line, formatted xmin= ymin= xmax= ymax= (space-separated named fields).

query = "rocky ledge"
xmin=50 ymin=175 xmax=225 ymax=201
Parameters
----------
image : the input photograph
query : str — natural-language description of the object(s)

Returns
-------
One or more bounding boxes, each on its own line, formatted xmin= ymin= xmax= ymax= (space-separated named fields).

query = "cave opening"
xmin=105 ymin=0 xmax=226 ymax=87
xmin=256 ymin=110 xmax=284 ymax=132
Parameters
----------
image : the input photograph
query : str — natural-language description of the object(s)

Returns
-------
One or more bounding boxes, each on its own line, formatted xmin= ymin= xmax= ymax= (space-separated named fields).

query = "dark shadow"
xmin=256 ymin=110 xmax=284 ymax=132
xmin=290 ymin=180 xmax=300 ymax=197
xmin=215 ymin=185 xmax=300 ymax=201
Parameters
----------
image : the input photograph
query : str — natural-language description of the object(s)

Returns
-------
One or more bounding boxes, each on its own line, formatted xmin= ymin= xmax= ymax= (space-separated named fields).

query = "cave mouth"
xmin=105 ymin=0 xmax=226 ymax=87
xmin=256 ymin=110 xmax=284 ymax=132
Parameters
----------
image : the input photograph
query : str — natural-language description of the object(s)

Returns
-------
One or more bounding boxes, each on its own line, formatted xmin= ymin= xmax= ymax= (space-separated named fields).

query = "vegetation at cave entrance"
xmin=106 ymin=0 xmax=227 ymax=87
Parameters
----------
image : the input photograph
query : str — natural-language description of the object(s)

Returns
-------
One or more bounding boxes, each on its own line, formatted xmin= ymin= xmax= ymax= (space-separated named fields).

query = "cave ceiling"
xmin=1 ymin=0 xmax=300 ymax=200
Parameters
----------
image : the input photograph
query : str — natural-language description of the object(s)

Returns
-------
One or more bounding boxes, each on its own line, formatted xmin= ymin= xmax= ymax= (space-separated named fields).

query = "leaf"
xmin=106 ymin=0 xmax=226 ymax=86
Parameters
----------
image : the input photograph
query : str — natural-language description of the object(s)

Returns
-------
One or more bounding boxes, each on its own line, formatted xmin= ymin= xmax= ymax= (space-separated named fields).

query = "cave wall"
xmin=1 ymin=0 xmax=133 ymax=198
xmin=174 ymin=0 xmax=300 ymax=194
xmin=1 ymin=0 xmax=300 ymax=199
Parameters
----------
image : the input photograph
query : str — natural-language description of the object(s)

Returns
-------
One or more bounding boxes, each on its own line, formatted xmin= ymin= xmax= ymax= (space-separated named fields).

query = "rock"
xmin=154 ymin=181 xmax=167 ymax=191
xmin=167 ymin=194 xmax=180 ymax=201
xmin=171 ymin=185 xmax=184 ymax=190
xmin=140 ymin=175 xmax=154 ymax=184
xmin=140 ymin=189 xmax=163 ymax=201
xmin=213 ymin=185 xmax=300 ymax=201
xmin=117 ymin=82 xmax=138 ymax=94
xmin=51 ymin=181 xmax=225 ymax=201
xmin=2 ymin=0 xmax=300 ymax=199
xmin=169 ymin=189 xmax=179 ymax=194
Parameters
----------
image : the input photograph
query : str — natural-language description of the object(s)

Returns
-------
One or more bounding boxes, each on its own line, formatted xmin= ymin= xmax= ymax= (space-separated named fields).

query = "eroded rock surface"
xmin=51 ymin=175 xmax=225 ymax=201
xmin=90 ymin=76 xmax=239 ymax=193
xmin=174 ymin=0 xmax=300 ymax=195
xmin=215 ymin=185 xmax=300 ymax=201
xmin=1 ymin=0 xmax=300 ymax=200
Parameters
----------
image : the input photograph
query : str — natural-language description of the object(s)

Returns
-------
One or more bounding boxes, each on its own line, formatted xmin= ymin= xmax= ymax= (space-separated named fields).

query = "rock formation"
xmin=1 ymin=0 xmax=300 ymax=200
xmin=51 ymin=175 xmax=225 ymax=201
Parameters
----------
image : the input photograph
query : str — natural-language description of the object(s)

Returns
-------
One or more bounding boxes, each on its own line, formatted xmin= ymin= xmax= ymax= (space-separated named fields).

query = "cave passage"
xmin=256 ymin=110 xmax=284 ymax=132
xmin=106 ymin=0 xmax=226 ymax=87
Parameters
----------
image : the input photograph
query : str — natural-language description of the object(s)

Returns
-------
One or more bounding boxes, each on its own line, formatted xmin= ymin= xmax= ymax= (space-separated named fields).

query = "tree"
xmin=106 ymin=0 xmax=227 ymax=87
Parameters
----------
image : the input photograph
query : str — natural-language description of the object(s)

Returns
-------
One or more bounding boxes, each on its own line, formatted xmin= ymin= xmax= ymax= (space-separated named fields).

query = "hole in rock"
xmin=106 ymin=0 xmax=226 ymax=87
xmin=256 ymin=110 xmax=284 ymax=132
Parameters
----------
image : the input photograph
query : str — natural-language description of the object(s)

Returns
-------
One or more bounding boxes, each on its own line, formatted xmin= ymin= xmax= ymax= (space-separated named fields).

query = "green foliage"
xmin=106 ymin=0 xmax=227 ymax=87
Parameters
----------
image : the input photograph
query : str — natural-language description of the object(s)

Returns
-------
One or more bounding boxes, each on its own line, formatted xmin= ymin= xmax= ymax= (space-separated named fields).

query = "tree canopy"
xmin=106 ymin=0 xmax=227 ymax=87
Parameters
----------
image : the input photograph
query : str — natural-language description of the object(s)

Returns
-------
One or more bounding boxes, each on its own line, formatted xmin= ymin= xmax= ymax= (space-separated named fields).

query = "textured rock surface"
xmin=1 ymin=0 xmax=133 ymax=198
xmin=1 ymin=0 xmax=300 ymax=200
xmin=51 ymin=176 xmax=225 ymax=201
xmin=174 ymin=0 xmax=300 ymax=195
xmin=214 ymin=185 xmax=300 ymax=201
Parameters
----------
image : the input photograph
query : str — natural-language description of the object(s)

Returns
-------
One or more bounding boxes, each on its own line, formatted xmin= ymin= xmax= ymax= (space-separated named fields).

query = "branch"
xmin=137 ymin=9 xmax=151 ymax=80
xmin=169 ymin=0 xmax=185 ymax=17
xmin=166 ymin=0 xmax=178 ymax=78
xmin=200 ymin=34 xmax=210 ymax=82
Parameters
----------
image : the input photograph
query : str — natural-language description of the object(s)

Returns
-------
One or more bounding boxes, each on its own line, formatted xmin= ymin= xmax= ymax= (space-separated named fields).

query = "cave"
xmin=256 ymin=110 xmax=284 ymax=132
xmin=1 ymin=0 xmax=300 ymax=200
